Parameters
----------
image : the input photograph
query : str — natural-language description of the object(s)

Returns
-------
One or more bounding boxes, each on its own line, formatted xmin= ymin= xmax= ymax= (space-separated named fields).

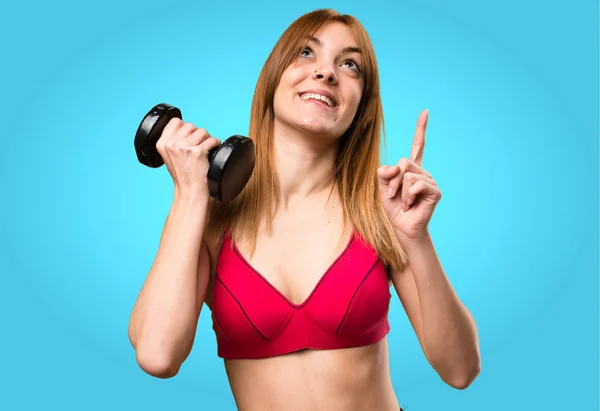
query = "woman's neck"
xmin=272 ymin=128 xmax=340 ymax=208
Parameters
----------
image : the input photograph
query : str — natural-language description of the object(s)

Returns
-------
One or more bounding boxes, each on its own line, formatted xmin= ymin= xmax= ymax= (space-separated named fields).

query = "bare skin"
xmin=224 ymin=341 xmax=398 ymax=411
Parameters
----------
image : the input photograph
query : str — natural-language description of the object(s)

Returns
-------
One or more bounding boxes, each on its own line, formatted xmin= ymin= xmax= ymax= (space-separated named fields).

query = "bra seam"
xmin=334 ymin=258 xmax=379 ymax=335
xmin=215 ymin=273 xmax=269 ymax=341
xmin=267 ymin=310 xmax=294 ymax=343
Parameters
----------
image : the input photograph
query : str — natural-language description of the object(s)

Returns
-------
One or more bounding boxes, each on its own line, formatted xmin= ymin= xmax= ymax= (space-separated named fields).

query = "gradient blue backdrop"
xmin=1 ymin=0 xmax=597 ymax=410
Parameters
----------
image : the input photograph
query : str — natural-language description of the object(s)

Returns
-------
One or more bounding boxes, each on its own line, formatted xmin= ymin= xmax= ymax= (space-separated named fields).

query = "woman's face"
xmin=273 ymin=21 xmax=364 ymax=141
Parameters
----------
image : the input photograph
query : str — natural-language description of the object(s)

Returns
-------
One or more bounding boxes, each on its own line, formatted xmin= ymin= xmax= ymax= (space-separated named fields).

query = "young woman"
xmin=128 ymin=8 xmax=481 ymax=411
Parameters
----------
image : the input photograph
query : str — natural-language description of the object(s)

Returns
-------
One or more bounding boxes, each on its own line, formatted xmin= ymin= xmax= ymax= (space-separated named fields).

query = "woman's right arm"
xmin=128 ymin=193 xmax=210 ymax=378
xmin=128 ymin=118 xmax=221 ymax=379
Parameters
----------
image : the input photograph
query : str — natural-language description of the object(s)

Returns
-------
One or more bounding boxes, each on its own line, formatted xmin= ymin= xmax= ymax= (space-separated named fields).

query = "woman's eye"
xmin=300 ymin=48 xmax=313 ymax=58
xmin=343 ymin=60 xmax=361 ymax=73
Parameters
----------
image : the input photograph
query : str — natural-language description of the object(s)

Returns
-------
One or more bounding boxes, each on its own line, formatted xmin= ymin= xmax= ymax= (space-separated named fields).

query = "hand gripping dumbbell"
xmin=134 ymin=103 xmax=255 ymax=203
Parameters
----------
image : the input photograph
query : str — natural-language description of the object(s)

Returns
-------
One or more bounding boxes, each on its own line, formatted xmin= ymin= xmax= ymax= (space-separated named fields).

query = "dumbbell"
xmin=134 ymin=103 xmax=255 ymax=203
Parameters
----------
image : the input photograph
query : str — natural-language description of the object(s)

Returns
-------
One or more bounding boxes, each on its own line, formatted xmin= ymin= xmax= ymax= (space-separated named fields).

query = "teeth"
xmin=301 ymin=93 xmax=333 ymax=107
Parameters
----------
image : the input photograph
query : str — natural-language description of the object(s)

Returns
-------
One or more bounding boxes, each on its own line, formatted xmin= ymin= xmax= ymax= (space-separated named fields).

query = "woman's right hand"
xmin=155 ymin=118 xmax=221 ymax=199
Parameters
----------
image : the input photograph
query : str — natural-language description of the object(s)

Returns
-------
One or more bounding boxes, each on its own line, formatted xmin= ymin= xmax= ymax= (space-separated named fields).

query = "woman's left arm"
xmin=378 ymin=109 xmax=480 ymax=389
xmin=389 ymin=232 xmax=480 ymax=389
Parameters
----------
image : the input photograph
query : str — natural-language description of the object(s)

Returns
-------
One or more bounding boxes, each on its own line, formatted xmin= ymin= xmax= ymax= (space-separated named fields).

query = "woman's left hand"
xmin=377 ymin=109 xmax=442 ymax=241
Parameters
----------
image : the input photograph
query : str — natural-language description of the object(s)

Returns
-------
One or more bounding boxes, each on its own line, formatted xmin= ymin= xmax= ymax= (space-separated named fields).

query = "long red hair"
xmin=207 ymin=8 xmax=407 ymax=272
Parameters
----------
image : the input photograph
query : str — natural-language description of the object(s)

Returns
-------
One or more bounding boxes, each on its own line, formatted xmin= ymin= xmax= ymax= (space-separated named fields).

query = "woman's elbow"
xmin=135 ymin=347 xmax=181 ymax=379
xmin=444 ymin=358 xmax=481 ymax=390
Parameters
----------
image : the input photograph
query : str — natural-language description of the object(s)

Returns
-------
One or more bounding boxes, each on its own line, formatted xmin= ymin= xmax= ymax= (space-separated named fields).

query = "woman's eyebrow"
xmin=308 ymin=36 xmax=361 ymax=54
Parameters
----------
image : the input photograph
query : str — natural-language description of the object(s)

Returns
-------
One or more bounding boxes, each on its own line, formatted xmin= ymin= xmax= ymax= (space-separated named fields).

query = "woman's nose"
xmin=313 ymin=67 xmax=338 ymax=84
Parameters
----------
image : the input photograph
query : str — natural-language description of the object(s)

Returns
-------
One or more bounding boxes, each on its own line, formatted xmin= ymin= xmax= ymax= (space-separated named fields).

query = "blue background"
xmin=1 ymin=0 xmax=597 ymax=410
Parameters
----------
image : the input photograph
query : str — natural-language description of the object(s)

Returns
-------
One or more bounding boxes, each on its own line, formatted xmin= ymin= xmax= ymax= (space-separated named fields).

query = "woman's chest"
xmin=234 ymin=220 xmax=353 ymax=306
xmin=211 ymin=222 xmax=392 ymax=348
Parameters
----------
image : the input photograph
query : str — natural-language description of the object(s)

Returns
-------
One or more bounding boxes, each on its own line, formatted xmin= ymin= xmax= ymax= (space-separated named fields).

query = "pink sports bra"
xmin=209 ymin=228 xmax=392 ymax=359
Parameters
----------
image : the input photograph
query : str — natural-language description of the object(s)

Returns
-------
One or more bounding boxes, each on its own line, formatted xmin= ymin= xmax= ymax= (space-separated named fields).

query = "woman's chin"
xmin=296 ymin=120 xmax=337 ymax=137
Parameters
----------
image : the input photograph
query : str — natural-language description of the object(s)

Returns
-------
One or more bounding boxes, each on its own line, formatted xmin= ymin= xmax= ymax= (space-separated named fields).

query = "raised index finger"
xmin=409 ymin=109 xmax=429 ymax=166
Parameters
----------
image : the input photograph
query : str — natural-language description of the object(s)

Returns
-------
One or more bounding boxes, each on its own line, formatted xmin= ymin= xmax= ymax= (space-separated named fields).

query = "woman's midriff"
xmin=223 ymin=338 xmax=401 ymax=411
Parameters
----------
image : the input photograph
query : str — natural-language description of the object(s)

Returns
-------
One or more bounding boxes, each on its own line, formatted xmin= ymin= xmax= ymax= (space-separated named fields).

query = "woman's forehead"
xmin=306 ymin=23 xmax=360 ymax=51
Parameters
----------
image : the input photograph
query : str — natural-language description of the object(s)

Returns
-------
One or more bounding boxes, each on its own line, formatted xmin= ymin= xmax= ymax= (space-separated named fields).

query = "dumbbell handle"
xmin=135 ymin=104 xmax=212 ymax=168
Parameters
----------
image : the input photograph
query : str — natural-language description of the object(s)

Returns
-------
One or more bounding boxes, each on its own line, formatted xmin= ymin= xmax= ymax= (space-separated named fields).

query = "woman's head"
xmin=254 ymin=9 xmax=381 ymax=147
xmin=209 ymin=9 xmax=407 ymax=273
xmin=272 ymin=20 xmax=365 ymax=142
